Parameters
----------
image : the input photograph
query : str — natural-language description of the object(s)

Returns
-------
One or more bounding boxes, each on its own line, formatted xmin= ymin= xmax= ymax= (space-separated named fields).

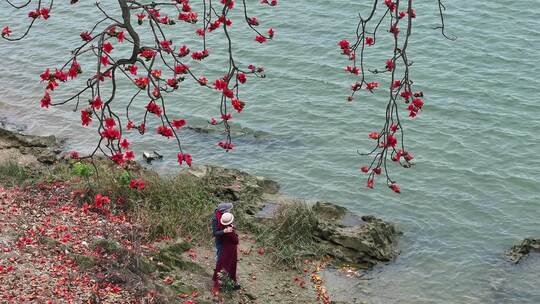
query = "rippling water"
xmin=1 ymin=1 xmax=539 ymax=303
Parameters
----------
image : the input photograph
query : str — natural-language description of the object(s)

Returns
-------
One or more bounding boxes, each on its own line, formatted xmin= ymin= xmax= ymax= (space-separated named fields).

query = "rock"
xmin=0 ymin=127 xmax=61 ymax=165
xmin=312 ymin=203 xmax=400 ymax=268
xmin=506 ymin=238 xmax=540 ymax=264
xmin=185 ymin=165 xmax=280 ymax=202
xmin=142 ymin=151 xmax=163 ymax=164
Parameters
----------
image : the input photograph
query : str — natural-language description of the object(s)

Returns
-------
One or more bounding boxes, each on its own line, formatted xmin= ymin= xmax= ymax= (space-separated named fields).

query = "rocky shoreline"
xmin=0 ymin=126 xmax=403 ymax=303
xmin=0 ymin=126 xmax=402 ymax=269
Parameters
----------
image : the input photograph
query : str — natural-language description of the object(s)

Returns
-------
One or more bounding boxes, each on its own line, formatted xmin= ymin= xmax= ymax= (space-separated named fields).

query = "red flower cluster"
xmin=231 ymin=99 xmax=245 ymax=113
xmin=1 ymin=26 xmax=12 ymax=37
xmin=172 ymin=119 xmax=186 ymax=129
xmin=157 ymin=125 xmax=174 ymax=138
xmin=191 ymin=49 xmax=209 ymax=60
xmin=135 ymin=77 xmax=150 ymax=89
xmin=129 ymin=178 xmax=145 ymax=191
xmin=139 ymin=49 xmax=156 ymax=60
xmin=218 ymin=141 xmax=235 ymax=150
xmin=145 ymin=101 xmax=162 ymax=116
xmin=178 ymin=45 xmax=190 ymax=57
xmin=177 ymin=153 xmax=192 ymax=167
xmin=28 ymin=8 xmax=50 ymax=19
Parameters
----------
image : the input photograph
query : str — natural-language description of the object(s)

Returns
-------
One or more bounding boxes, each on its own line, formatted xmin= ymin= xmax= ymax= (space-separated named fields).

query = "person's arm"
xmin=212 ymin=216 xmax=225 ymax=237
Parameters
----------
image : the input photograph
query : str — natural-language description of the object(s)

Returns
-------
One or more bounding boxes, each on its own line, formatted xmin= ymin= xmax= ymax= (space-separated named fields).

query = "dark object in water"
xmin=506 ymin=238 xmax=540 ymax=264
xmin=142 ymin=151 xmax=163 ymax=164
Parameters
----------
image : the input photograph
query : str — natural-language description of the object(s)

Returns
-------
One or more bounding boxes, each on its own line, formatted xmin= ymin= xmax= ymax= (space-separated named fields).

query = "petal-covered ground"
xmin=0 ymin=182 xmax=158 ymax=303
xmin=0 ymin=181 xmax=337 ymax=303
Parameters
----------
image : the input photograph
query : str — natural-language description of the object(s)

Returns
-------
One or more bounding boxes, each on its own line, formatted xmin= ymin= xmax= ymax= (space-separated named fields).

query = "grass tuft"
xmin=0 ymin=161 xmax=31 ymax=187
xmin=257 ymin=202 xmax=321 ymax=267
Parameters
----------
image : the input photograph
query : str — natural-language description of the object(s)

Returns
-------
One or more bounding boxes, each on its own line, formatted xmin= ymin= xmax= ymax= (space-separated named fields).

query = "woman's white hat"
xmin=220 ymin=212 xmax=234 ymax=226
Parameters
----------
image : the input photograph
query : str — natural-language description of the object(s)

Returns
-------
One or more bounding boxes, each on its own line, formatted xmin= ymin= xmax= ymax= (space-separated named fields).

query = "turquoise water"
xmin=1 ymin=1 xmax=540 ymax=303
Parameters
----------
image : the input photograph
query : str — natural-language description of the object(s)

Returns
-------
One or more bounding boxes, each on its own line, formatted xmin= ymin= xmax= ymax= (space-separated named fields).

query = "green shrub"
xmin=72 ymin=161 xmax=93 ymax=178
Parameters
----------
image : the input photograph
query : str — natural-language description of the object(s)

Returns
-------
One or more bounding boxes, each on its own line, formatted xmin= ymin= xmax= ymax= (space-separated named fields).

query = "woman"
xmin=212 ymin=212 xmax=240 ymax=292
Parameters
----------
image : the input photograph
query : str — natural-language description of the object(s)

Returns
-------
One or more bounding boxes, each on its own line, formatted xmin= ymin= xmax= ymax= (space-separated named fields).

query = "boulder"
xmin=185 ymin=165 xmax=279 ymax=202
xmin=506 ymin=238 xmax=540 ymax=264
xmin=0 ymin=127 xmax=61 ymax=165
xmin=313 ymin=202 xmax=400 ymax=268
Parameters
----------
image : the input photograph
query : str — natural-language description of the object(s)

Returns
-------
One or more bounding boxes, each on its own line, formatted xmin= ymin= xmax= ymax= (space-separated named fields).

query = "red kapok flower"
xmin=80 ymin=31 xmax=92 ymax=41
xmin=366 ymin=82 xmax=379 ymax=91
xmin=101 ymin=127 xmax=120 ymax=140
xmin=40 ymin=91 xmax=52 ymax=108
xmin=160 ymin=40 xmax=173 ymax=52
xmin=117 ymin=31 xmax=125 ymax=42
xmin=368 ymin=132 xmax=379 ymax=139
xmin=105 ymin=117 xmax=116 ymax=128
xmin=100 ymin=55 xmax=110 ymax=66
xmin=218 ymin=141 xmax=235 ymax=150
xmin=367 ymin=178 xmax=374 ymax=189
xmin=255 ymin=35 xmax=267 ymax=43
xmin=40 ymin=8 xmax=50 ymax=19
xmin=184 ymin=153 xmax=192 ymax=167
xmin=178 ymin=45 xmax=190 ymax=57
xmin=125 ymin=150 xmax=135 ymax=160
xmin=389 ymin=183 xmax=401 ymax=193
xmin=213 ymin=79 xmax=228 ymax=90
xmin=128 ymin=65 xmax=138 ymax=76
xmin=237 ymin=72 xmax=247 ymax=84
xmin=385 ymin=59 xmax=394 ymax=71
xmin=91 ymin=96 xmax=103 ymax=109
xmin=94 ymin=194 xmax=111 ymax=208
xmin=365 ymin=36 xmax=374 ymax=46
xmin=139 ymin=49 xmax=156 ymax=60
xmin=146 ymin=101 xmax=162 ymax=116
xmin=247 ymin=17 xmax=259 ymax=26
xmin=413 ymin=98 xmax=424 ymax=109
xmin=231 ymin=99 xmax=245 ymax=113
xmin=172 ymin=119 xmax=186 ymax=129
xmin=360 ymin=166 xmax=369 ymax=173
xmin=386 ymin=134 xmax=397 ymax=147
xmin=191 ymin=49 xmax=209 ymax=60
xmin=129 ymin=178 xmax=145 ymax=191
xmin=157 ymin=125 xmax=174 ymax=138
xmin=103 ymin=41 xmax=114 ymax=53
xmin=81 ymin=109 xmax=92 ymax=126
xmin=268 ymin=28 xmax=275 ymax=38
xmin=199 ymin=77 xmax=208 ymax=85
xmin=135 ymin=77 xmax=150 ymax=89
xmin=120 ymin=138 xmax=130 ymax=150
xmin=1 ymin=26 xmax=12 ymax=37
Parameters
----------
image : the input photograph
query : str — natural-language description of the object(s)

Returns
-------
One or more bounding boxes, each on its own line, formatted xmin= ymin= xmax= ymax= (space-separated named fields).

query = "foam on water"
xmin=1 ymin=0 xmax=539 ymax=302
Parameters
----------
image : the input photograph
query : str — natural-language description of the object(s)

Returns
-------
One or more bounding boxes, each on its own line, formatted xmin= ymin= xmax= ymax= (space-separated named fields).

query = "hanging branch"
xmin=338 ymin=0 xmax=454 ymax=192
xmin=1 ymin=0 xmax=276 ymax=167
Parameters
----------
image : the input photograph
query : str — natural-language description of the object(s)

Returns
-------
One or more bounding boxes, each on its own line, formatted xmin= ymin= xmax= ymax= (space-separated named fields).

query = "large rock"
xmin=185 ymin=165 xmax=279 ymax=202
xmin=313 ymin=202 xmax=400 ymax=268
xmin=0 ymin=127 xmax=61 ymax=165
xmin=506 ymin=238 xmax=540 ymax=264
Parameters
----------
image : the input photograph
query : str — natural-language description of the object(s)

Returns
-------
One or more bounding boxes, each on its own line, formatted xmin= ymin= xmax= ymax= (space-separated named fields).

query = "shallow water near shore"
xmin=1 ymin=0 xmax=540 ymax=303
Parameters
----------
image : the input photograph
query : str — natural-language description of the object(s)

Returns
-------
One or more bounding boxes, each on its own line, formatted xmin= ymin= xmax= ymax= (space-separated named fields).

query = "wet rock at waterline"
xmin=506 ymin=238 xmax=540 ymax=264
